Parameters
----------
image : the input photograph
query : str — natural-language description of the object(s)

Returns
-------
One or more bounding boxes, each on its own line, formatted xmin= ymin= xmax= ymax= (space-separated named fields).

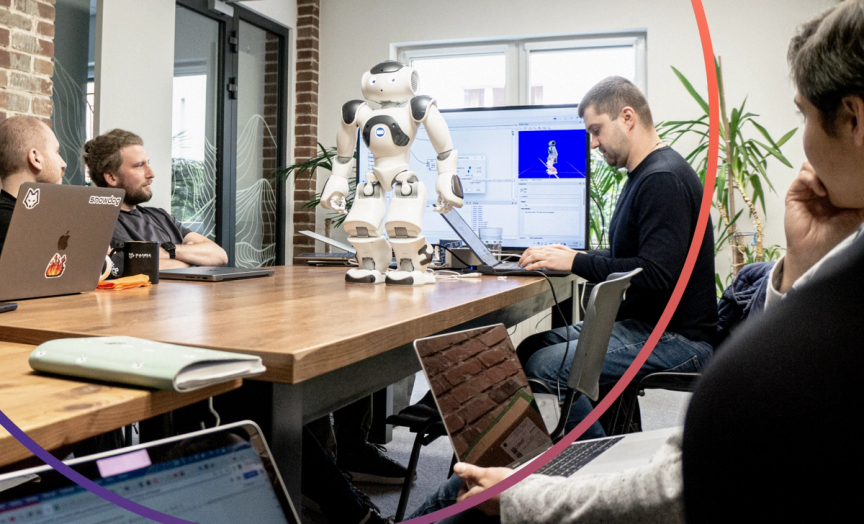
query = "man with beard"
xmin=516 ymin=76 xmax=717 ymax=437
xmin=83 ymin=129 xmax=227 ymax=272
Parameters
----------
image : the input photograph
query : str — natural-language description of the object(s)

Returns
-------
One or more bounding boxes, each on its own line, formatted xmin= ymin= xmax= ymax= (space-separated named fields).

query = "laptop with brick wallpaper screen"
xmin=415 ymin=324 xmax=677 ymax=477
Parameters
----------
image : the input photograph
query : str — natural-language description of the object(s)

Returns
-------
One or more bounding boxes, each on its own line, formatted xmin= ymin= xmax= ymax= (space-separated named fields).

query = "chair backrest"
xmin=567 ymin=268 xmax=642 ymax=400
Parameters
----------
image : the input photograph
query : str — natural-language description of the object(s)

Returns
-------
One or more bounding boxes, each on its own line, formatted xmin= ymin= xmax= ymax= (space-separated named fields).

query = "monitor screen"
xmin=357 ymin=104 xmax=590 ymax=250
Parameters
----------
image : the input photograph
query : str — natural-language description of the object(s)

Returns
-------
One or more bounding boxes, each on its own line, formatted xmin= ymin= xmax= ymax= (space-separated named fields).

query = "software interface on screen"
xmin=357 ymin=105 xmax=589 ymax=249
xmin=0 ymin=443 xmax=290 ymax=524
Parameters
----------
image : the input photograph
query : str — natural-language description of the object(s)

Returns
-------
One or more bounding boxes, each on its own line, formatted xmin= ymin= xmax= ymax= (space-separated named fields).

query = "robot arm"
xmin=412 ymin=96 xmax=463 ymax=213
xmin=321 ymin=100 xmax=370 ymax=214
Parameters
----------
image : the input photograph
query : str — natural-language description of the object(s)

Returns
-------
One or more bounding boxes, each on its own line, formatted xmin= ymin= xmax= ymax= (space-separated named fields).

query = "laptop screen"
xmin=441 ymin=209 xmax=499 ymax=267
xmin=0 ymin=423 xmax=298 ymax=523
xmin=415 ymin=325 xmax=553 ymax=468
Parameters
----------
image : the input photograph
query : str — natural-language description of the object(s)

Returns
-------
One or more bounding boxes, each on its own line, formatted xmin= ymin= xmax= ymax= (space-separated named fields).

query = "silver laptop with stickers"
xmin=0 ymin=183 xmax=124 ymax=301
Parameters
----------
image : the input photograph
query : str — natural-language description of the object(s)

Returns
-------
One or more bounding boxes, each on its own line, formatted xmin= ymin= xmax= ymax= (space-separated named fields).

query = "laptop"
xmin=159 ymin=266 xmax=275 ymax=282
xmin=440 ymin=210 xmax=571 ymax=277
xmin=295 ymin=230 xmax=357 ymax=266
xmin=0 ymin=421 xmax=300 ymax=523
xmin=0 ymin=183 xmax=124 ymax=302
xmin=415 ymin=325 xmax=675 ymax=476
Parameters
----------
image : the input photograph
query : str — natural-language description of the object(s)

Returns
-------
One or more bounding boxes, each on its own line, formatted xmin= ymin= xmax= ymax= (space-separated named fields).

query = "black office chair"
xmin=609 ymin=371 xmax=701 ymax=435
xmin=384 ymin=391 xmax=451 ymax=522
xmin=526 ymin=268 xmax=643 ymax=442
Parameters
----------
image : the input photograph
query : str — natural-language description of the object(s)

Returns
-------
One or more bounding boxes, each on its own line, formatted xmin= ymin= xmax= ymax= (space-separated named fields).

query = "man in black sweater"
xmin=517 ymin=76 xmax=716 ymax=436
xmin=683 ymin=1 xmax=864 ymax=520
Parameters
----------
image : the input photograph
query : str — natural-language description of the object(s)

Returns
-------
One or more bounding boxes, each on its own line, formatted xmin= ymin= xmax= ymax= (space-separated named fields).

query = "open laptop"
xmin=295 ymin=230 xmax=357 ymax=266
xmin=440 ymin=209 xmax=571 ymax=277
xmin=160 ymin=266 xmax=275 ymax=282
xmin=415 ymin=325 xmax=676 ymax=476
xmin=0 ymin=183 xmax=124 ymax=302
xmin=0 ymin=421 xmax=300 ymax=523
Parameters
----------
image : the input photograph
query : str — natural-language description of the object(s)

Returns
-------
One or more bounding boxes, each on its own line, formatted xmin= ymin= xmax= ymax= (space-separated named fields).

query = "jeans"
xmin=409 ymin=474 xmax=499 ymax=523
xmin=519 ymin=319 xmax=712 ymax=436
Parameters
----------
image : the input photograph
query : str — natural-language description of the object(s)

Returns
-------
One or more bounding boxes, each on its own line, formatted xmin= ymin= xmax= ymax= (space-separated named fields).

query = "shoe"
xmin=344 ymin=472 xmax=394 ymax=524
xmin=338 ymin=442 xmax=417 ymax=485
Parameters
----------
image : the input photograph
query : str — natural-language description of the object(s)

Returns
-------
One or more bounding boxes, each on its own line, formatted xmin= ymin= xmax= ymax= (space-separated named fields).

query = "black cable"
xmin=494 ymin=270 xmax=572 ymax=401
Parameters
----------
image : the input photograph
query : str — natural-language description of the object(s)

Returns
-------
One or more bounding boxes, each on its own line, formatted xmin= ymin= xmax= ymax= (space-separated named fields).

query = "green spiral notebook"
xmin=29 ymin=337 xmax=266 ymax=392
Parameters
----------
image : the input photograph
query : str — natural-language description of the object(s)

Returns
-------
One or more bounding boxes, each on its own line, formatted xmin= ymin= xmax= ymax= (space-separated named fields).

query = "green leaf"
xmin=774 ymin=127 xmax=798 ymax=148
xmin=672 ymin=66 xmax=709 ymax=114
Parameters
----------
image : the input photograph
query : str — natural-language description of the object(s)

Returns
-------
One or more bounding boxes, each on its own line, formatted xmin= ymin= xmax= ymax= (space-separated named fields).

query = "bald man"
xmin=0 ymin=116 xmax=67 ymax=255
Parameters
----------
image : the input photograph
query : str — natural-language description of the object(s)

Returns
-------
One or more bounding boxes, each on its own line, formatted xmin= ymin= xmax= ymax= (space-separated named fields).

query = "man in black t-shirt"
xmin=0 ymin=116 xmax=67 ymax=256
xmin=82 ymin=129 xmax=227 ymax=273
xmin=516 ymin=77 xmax=717 ymax=436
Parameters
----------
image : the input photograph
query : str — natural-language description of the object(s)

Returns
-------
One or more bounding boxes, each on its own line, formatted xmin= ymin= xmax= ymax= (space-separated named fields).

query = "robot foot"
xmin=346 ymin=268 xmax=386 ymax=285
xmin=385 ymin=270 xmax=435 ymax=287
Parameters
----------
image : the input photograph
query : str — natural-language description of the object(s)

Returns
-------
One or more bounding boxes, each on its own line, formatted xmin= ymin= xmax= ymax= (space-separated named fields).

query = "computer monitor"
xmin=356 ymin=104 xmax=590 ymax=250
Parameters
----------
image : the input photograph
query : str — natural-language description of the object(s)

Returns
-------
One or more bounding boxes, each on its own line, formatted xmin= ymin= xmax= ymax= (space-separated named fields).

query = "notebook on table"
xmin=440 ymin=210 xmax=572 ymax=277
xmin=415 ymin=324 xmax=674 ymax=476
xmin=0 ymin=421 xmax=300 ymax=523
xmin=0 ymin=183 xmax=125 ymax=301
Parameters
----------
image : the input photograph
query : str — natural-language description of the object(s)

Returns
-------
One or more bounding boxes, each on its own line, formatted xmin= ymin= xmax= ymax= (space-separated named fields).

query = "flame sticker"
xmin=45 ymin=253 xmax=67 ymax=278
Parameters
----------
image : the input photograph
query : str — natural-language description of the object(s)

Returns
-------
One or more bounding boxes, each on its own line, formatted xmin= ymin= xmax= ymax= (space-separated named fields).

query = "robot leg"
xmin=343 ymin=176 xmax=391 ymax=284
xmin=385 ymin=172 xmax=435 ymax=286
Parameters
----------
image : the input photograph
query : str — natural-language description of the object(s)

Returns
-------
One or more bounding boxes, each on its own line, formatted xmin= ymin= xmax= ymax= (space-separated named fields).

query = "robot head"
xmin=361 ymin=61 xmax=418 ymax=104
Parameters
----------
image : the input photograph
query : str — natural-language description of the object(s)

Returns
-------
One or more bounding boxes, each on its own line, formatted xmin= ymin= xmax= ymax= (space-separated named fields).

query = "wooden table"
xmin=0 ymin=341 xmax=241 ymax=468
xmin=0 ymin=266 xmax=577 ymax=503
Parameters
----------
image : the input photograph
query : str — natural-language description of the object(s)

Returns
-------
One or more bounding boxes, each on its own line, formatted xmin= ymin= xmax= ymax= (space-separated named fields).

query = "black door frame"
xmin=175 ymin=0 xmax=290 ymax=266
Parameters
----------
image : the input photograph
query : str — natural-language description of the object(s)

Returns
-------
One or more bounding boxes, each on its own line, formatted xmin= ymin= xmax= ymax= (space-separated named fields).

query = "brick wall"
xmin=0 ymin=0 xmax=55 ymax=125
xmin=419 ymin=325 xmax=539 ymax=460
xmin=292 ymin=0 xmax=319 ymax=258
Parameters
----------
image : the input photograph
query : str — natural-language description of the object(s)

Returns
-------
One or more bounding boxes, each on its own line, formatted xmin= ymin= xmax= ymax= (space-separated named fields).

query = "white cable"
xmin=208 ymin=397 xmax=221 ymax=427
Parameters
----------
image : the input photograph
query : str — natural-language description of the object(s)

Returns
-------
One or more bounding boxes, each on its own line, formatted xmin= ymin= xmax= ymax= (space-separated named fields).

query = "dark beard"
xmin=123 ymin=186 xmax=152 ymax=206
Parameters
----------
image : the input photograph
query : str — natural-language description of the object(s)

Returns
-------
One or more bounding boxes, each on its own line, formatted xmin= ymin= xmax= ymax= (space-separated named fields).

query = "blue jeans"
xmin=520 ymin=319 xmax=712 ymax=436
xmin=408 ymin=474 xmax=498 ymax=522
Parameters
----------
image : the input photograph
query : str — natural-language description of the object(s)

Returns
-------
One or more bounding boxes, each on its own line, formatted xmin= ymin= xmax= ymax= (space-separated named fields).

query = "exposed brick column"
xmin=0 ymin=0 xmax=55 ymax=125
xmin=292 ymin=0 xmax=320 ymax=258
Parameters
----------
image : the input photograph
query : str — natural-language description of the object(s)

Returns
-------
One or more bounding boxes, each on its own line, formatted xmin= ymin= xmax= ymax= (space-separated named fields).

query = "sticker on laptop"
xmin=22 ymin=188 xmax=40 ymax=209
xmin=45 ymin=253 xmax=67 ymax=278
xmin=88 ymin=195 xmax=122 ymax=206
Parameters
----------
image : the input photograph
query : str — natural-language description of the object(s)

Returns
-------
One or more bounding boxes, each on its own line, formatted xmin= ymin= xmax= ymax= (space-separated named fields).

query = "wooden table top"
xmin=0 ymin=341 xmax=241 ymax=467
xmin=0 ymin=266 xmax=571 ymax=384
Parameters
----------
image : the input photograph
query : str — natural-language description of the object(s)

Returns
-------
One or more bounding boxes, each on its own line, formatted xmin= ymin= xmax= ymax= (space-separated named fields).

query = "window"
xmin=397 ymin=33 xmax=646 ymax=109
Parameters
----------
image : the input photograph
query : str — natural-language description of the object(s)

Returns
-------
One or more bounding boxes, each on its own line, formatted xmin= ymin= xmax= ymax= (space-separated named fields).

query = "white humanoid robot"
xmin=320 ymin=60 xmax=463 ymax=286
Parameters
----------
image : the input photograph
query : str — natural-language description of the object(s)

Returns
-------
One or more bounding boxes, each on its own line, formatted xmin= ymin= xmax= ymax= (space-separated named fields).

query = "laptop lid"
xmin=0 ymin=421 xmax=300 ymax=524
xmin=298 ymin=230 xmax=356 ymax=254
xmin=415 ymin=324 xmax=553 ymax=469
xmin=159 ymin=266 xmax=276 ymax=282
xmin=439 ymin=210 xmax=500 ymax=267
xmin=0 ymin=183 xmax=124 ymax=301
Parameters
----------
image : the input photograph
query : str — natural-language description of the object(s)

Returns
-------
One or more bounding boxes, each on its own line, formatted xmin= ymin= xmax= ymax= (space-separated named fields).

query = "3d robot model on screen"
xmin=319 ymin=60 xmax=464 ymax=286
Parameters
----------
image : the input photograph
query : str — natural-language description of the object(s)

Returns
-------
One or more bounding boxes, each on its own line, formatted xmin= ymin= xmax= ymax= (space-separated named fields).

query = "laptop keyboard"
xmin=536 ymin=436 xmax=624 ymax=477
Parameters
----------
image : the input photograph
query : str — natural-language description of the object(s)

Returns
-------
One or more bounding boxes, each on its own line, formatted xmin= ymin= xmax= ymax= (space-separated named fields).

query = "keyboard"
xmin=536 ymin=436 xmax=624 ymax=477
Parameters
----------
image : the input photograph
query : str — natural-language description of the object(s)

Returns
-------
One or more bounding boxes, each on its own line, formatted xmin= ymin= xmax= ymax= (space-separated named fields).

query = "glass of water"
xmin=479 ymin=227 xmax=503 ymax=257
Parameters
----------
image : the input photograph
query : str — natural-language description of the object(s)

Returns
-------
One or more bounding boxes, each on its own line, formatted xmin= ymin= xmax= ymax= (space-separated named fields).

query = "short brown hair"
xmin=788 ymin=0 xmax=864 ymax=136
xmin=82 ymin=129 xmax=143 ymax=187
xmin=578 ymin=76 xmax=654 ymax=128
xmin=0 ymin=116 xmax=51 ymax=180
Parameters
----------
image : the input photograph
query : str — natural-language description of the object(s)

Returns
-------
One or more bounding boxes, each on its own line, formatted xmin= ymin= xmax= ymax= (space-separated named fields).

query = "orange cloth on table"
xmin=96 ymin=274 xmax=152 ymax=290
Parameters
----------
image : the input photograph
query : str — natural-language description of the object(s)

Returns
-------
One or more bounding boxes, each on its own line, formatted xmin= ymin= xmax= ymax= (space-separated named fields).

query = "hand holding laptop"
xmin=454 ymin=462 xmax=512 ymax=516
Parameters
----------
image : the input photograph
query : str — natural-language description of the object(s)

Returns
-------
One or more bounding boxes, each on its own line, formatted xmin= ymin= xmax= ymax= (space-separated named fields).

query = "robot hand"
xmin=320 ymin=175 xmax=349 ymax=215
xmin=434 ymin=172 xmax=464 ymax=213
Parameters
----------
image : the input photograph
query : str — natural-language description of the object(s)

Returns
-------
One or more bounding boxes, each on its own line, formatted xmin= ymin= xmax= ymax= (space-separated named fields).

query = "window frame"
xmin=396 ymin=31 xmax=647 ymax=106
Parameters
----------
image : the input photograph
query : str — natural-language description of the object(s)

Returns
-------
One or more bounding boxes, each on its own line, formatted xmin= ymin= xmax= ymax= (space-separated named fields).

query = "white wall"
xmin=317 ymin=0 xmax=836 ymax=277
xmin=94 ymin=0 xmax=176 ymax=211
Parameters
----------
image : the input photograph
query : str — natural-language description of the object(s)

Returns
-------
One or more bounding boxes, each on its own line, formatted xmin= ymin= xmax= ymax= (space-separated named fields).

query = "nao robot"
xmin=320 ymin=61 xmax=463 ymax=286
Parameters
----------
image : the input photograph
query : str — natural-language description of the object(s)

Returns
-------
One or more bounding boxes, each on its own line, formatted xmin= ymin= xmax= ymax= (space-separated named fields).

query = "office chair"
xmin=527 ymin=268 xmax=642 ymax=442
xmin=608 ymin=371 xmax=701 ymax=435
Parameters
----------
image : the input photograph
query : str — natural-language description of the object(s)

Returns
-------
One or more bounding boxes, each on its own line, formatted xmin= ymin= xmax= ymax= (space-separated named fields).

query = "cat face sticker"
xmin=45 ymin=253 xmax=67 ymax=278
xmin=23 ymin=188 xmax=40 ymax=209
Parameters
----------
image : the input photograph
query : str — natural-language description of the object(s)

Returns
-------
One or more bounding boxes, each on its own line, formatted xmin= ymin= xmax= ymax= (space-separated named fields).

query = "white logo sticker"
xmin=375 ymin=127 xmax=386 ymax=138
xmin=22 ymin=188 xmax=40 ymax=209
xmin=89 ymin=195 xmax=122 ymax=206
